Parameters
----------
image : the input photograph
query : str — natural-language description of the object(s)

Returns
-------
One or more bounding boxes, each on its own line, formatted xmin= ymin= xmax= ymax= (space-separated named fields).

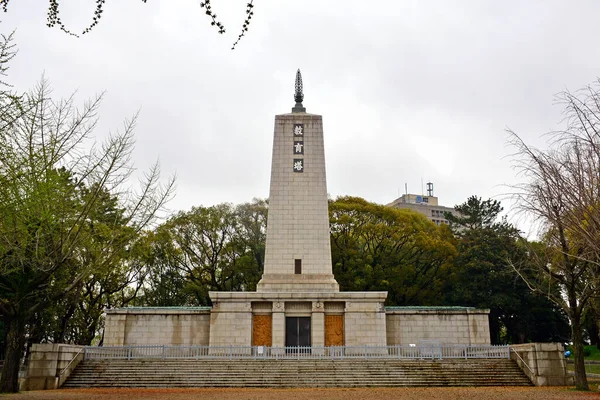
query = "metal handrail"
xmin=82 ymin=344 xmax=510 ymax=361
xmin=59 ymin=347 xmax=85 ymax=377
xmin=510 ymin=347 xmax=535 ymax=376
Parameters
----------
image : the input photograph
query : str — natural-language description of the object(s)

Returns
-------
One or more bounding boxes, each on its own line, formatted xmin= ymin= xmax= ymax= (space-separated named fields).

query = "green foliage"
xmin=137 ymin=199 xmax=267 ymax=306
xmin=582 ymin=345 xmax=600 ymax=360
xmin=330 ymin=196 xmax=456 ymax=306
xmin=566 ymin=345 xmax=600 ymax=360
xmin=443 ymin=196 xmax=570 ymax=344
xmin=0 ymin=35 xmax=173 ymax=390
xmin=27 ymin=186 xmax=153 ymax=345
xmin=131 ymin=229 xmax=196 ymax=307
xmin=582 ymin=299 xmax=600 ymax=347
xmin=445 ymin=196 xmax=508 ymax=231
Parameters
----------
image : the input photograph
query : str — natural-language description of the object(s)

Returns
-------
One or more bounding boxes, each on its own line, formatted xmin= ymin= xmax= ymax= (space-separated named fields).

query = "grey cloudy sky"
xmin=4 ymin=1 xmax=600 ymax=234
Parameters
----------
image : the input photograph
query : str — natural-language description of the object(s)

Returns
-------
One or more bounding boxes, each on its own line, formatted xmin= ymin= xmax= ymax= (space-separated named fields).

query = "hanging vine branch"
xmin=231 ymin=1 xmax=254 ymax=50
xmin=46 ymin=0 xmax=78 ymax=37
xmin=1 ymin=0 xmax=254 ymax=49
xmin=199 ymin=0 xmax=226 ymax=35
xmin=82 ymin=0 xmax=108 ymax=35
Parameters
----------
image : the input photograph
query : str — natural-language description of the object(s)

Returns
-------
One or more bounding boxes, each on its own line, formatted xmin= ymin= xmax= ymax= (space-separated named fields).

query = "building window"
xmin=295 ymin=259 xmax=302 ymax=274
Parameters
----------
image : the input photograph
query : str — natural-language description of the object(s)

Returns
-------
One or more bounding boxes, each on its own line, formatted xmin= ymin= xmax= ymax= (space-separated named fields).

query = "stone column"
xmin=272 ymin=301 xmax=285 ymax=354
xmin=312 ymin=301 xmax=325 ymax=355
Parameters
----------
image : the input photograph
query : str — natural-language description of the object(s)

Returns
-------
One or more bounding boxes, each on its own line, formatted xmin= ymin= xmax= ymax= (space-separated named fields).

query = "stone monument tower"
xmin=257 ymin=70 xmax=339 ymax=292
xmin=102 ymin=71 xmax=491 ymax=351
xmin=208 ymin=70 xmax=388 ymax=350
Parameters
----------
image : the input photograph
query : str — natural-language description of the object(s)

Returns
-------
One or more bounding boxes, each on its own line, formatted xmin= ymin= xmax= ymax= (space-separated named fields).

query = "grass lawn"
xmin=567 ymin=363 xmax=600 ymax=375
xmin=566 ymin=345 xmax=600 ymax=361
xmin=585 ymin=346 xmax=600 ymax=361
xmin=565 ymin=344 xmax=600 ymax=377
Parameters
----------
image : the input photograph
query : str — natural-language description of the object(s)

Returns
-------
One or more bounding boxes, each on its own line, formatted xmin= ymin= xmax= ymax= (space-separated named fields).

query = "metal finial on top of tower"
xmin=292 ymin=69 xmax=306 ymax=113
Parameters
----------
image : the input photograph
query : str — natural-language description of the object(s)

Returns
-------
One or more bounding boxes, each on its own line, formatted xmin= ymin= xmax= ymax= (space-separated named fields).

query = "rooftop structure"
xmin=387 ymin=184 xmax=457 ymax=226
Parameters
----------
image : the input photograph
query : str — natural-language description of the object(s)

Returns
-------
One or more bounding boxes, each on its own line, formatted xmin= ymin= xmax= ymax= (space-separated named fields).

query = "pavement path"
xmin=3 ymin=387 xmax=600 ymax=400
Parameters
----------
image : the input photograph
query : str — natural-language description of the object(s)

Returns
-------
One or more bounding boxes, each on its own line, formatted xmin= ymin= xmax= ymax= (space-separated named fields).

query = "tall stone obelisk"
xmin=208 ymin=70 xmax=386 ymax=349
xmin=257 ymin=70 xmax=339 ymax=292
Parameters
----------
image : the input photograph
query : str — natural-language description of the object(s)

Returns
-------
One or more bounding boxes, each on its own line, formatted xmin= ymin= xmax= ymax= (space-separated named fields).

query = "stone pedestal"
xmin=208 ymin=291 xmax=387 ymax=348
xmin=22 ymin=343 xmax=84 ymax=390
xmin=510 ymin=343 xmax=573 ymax=386
xmin=258 ymin=273 xmax=339 ymax=292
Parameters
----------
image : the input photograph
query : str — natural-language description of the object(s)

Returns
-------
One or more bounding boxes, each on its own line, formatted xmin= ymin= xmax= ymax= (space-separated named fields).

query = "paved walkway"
xmin=5 ymin=387 xmax=600 ymax=400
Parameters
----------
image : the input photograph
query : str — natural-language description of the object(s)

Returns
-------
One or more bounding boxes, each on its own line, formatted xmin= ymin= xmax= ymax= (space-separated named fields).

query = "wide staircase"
xmin=62 ymin=359 xmax=532 ymax=388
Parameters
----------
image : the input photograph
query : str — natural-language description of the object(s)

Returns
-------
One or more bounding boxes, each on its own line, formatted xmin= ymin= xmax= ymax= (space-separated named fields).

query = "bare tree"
xmin=507 ymin=79 xmax=600 ymax=391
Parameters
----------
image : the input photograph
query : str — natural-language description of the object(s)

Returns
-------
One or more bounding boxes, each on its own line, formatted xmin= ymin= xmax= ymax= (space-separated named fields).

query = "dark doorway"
xmin=285 ymin=317 xmax=311 ymax=348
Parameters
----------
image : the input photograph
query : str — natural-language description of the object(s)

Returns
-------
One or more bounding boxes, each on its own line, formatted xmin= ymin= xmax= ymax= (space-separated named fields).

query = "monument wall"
xmin=103 ymin=306 xmax=490 ymax=347
xmin=208 ymin=301 xmax=253 ymax=347
xmin=104 ymin=307 xmax=211 ymax=346
xmin=344 ymin=302 xmax=388 ymax=347
xmin=385 ymin=307 xmax=491 ymax=346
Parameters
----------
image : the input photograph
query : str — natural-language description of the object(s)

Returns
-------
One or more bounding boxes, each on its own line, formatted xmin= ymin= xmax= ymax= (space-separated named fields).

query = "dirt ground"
xmin=3 ymin=387 xmax=600 ymax=400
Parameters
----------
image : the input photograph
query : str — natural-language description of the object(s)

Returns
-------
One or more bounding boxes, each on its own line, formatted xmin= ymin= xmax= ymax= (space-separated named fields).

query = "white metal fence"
xmin=83 ymin=344 xmax=510 ymax=361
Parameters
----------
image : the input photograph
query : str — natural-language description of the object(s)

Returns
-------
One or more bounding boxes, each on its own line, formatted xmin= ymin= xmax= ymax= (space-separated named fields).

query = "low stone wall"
xmin=510 ymin=342 xmax=573 ymax=386
xmin=385 ymin=307 xmax=490 ymax=345
xmin=104 ymin=307 xmax=212 ymax=346
xmin=21 ymin=343 xmax=84 ymax=391
xmin=105 ymin=305 xmax=489 ymax=348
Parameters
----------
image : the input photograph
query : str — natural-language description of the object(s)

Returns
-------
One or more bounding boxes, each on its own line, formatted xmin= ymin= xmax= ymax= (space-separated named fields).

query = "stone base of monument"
xmin=208 ymin=291 xmax=388 ymax=348
xmin=256 ymin=273 xmax=340 ymax=292
xmin=101 ymin=305 xmax=493 ymax=349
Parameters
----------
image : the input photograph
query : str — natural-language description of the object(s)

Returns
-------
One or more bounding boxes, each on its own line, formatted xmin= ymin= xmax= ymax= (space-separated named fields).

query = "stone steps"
xmin=63 ymin=359 xmax=532 ymax=388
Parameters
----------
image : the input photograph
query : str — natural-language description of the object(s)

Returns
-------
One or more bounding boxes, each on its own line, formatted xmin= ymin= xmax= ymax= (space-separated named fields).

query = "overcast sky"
xmin=4 ymin=1 xmax=600 ymax=234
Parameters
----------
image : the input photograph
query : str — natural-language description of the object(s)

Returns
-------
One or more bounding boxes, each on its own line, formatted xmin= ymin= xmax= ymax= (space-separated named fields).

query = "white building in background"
xmin=387 ymin=183 xmax=458 ymax=226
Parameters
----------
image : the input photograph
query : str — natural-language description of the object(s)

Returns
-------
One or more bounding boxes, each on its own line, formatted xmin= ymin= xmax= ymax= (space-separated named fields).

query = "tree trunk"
xmin=588 ymin=317 xmax=599 ymax=347
xmin=0 ymin=316 xmax=26 ymax=393
xmin=488 ymin=311 xmax=501 ymax=344
xmin=597 ymin=317 xmax=600 ymax=350
xmin=571 ymin=313 xmax=589 ymax=391
xmin=56 ymin=301 xmax=77 ymax=344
